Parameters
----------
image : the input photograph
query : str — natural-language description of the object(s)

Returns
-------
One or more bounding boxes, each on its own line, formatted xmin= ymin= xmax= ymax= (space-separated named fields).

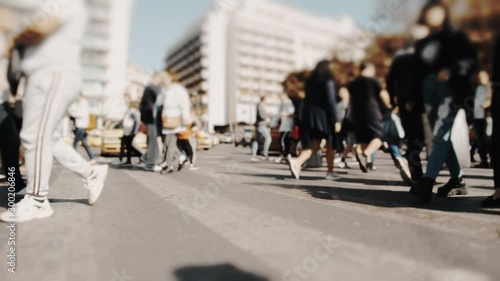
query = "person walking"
xmin=409 ymin=0 xmax=477 ymax=202
xmin=69 ymin=94 xmax=94 ymax=163
xmin=139 ymin=76 xmax=164 ymax=170
xmin=251 ymin=96 xmax=273 ymax=162
xmin=471 ymin=71 xmax=492 ymax=168
xmin=0 ymin=88 xmax=25 ymax=196
xmin=1 ymin=0 xmax=108 ymax=223
xmin=348 ymin=63 xmax=387 ymax=173
xmin=288 ymin=60 xmax=340 ymax=180
xmin=159 ymin=71 xmax=191 ymax=174
xmin=483 ymin=33 xmax=500 ymax=207
xmin=177 ymin=125 xmax=196 ymax=171
xmin=387 ymin=51 xmax=426 ymax=182
xmin=275 ymin=94 xmax=295 ymax=164
xmin=119 ymin=101 xmax=142 ymax=167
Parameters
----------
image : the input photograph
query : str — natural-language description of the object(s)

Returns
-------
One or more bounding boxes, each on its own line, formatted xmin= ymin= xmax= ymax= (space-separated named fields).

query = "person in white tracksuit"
xmin=0 ymin=0 xmax=108 ymax=223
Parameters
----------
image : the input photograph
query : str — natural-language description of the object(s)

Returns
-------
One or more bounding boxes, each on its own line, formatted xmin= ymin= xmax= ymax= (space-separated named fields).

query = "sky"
xmin=129 ymin=0 xmax=378 ymax=71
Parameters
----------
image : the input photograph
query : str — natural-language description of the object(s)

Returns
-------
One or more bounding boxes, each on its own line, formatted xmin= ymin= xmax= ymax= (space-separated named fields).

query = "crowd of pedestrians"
xmin=0 ymin=0 xmax=499 ymax=225
xmin=250 ymin=0 xmax=500 ymax=208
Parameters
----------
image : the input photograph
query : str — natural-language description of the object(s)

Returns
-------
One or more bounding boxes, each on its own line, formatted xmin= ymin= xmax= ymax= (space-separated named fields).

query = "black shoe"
xmin=481 ymin=196 xmax=500 ymax=208
xmin=410 ymin=178 xmax=435 ymax=203
xmin=472 ymin=162 xmax=489 ymax=169
xmin=355 ymin=153 xmax=368 ymax=173
xmin=178 ymin=159 xmax=188 ymax=171
xmin=437 ymin=178 xmax=468 ymax=197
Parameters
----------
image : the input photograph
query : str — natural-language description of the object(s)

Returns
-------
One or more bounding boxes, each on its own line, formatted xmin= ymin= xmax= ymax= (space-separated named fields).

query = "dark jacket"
xmin=387 ymin=52 xmax=417 ymax=109
xmin=301 ymin=79 xmax=338 ymax=134
xmin=348 ymin=76 xmax=388 ymax=124
xmin=414 ymin=27 xmax=477 ymax=114
xmin=139 ymin=85 xmax=161 ymax=125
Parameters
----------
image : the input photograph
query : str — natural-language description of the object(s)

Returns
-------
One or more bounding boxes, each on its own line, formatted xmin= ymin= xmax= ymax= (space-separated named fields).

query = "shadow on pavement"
xmin=49 ymin=198 xmax=89 ymax=205
xmin=174 ymin=264 xmax=269 ymax=281
xmin=245 ymin=182 xmax=500 ymax=216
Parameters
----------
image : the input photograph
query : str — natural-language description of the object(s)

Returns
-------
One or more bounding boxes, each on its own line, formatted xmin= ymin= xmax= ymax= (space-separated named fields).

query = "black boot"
xmin=410 ymin=177 xmax=435 ymax=203
xmin=437 ymin=177 xmax=468 ymax=197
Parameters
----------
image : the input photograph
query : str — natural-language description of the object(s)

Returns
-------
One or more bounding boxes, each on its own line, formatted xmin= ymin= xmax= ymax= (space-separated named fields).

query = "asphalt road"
xmin=0 ymin=145 xmax=499 ymax=281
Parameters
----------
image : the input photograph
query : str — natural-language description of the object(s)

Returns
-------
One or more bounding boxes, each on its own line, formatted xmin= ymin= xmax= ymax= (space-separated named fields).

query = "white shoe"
xmin=179 ymin=154 xmax=187 ymax=163
xmin=153 ymin=165 xmax=163 ymax=172
xmin=0 ymin=195 xmax=54 ymax=223
xmin=326 ymin=172 xmax=342 ymax=181
xmin=251 ymin=157 xmax=260 ymax=162
xmin=288 ymin=156 xmax=301 ymax=180
xmin=274 ymin=157 xmax=283 ymax=164
xmin=189 ymin=164 xmax=200 ymax=171
xmin=84 ymin=165 xmax=109 ymax=205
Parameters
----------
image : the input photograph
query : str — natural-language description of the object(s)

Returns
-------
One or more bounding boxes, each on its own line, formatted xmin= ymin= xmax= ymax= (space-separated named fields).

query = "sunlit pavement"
xmin=1 ymin=145 xmax=499 ymax=281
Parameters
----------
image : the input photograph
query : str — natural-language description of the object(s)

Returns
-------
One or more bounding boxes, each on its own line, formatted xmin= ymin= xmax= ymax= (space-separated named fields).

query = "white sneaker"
xmin=274 ymin=157 xmax=283 ymax=164
xmin=251 ymin=157 xmax=260 ymax=162
xmin=189 ymin=164 xmax=200 ymax=171
xmin=153 ymin=165 xmax=163 ymax=172
xmin=0 ymin=195 xmax=54 ymax=223
xmin=84 ymin=165 xmax=109 ymax=205
xmin=288 ymin=156 xmax=301 ymax=180
xmin=179 ymin=154 xmax=187 ymax=163
xmin=325 ymin=172 xmax=342 ymax=181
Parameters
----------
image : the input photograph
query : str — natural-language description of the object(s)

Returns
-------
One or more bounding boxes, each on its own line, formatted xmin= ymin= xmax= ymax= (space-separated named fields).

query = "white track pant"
xmin=21 ymin=71 xmax=92 ymax=197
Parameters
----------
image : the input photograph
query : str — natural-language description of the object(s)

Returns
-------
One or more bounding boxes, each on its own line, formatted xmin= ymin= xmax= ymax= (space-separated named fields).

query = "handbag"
xmin=451 ymin=109 xmax=471 ymax=168
xmin=162 ymin=88 xmax=182 ymax=129
xmin=383 ymin=113 xmax=405 ymax=142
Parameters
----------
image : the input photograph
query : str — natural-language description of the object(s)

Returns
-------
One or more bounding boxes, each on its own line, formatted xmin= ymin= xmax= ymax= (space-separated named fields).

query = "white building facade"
xmin=167 ymin=0 xmax=367 ymax=131
xmin=82 ymin=0 xmax=133 ymax=126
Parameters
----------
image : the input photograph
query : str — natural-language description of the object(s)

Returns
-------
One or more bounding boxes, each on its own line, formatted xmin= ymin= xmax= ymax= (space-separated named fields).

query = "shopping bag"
xmin=451 ymin=109 xmax=471 ymax=168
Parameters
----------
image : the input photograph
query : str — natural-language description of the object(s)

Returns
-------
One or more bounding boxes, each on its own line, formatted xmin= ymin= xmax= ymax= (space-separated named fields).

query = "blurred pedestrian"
xmin=275 ymin=94 xmax=295 ymax=164
xmin=0 ymin=89 xmax=25 ymax=196
xmin=483 ymin=34 xmax=500 ymax=207
xmin=251 ymin=96 xmax=273 ymax=162
xmin=68 ymin=94 xmax=95 ymax=163
xmin=387 ymin=50 xmax=425 ymax=182
xmin=119 ymin=100 xmax=142 ymax=167
xmin=139 ymin=75 xmax=164 ymax=170
xmin=160 ymin=71 xmax=192 ymax=174
xmin=1 ymin=0 xmax=108 ymax=223
xmin=177 ymin=125 xmax=195 ymax=171
xmin=348 ymin=63 xmax=387 ymax=173
xmin=288 ymin=60 xmax=340 ymax=180
xmin=471 ymin=71 xmax=492 ymax=168
xmin=410 ymin=0 xmax=477 ymax=202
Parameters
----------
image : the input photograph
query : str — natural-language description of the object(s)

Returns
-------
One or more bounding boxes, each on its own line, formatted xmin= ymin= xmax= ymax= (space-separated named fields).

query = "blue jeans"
xmin=423 ymin=74 xmax=462 ymax=180
xmin=252 ymin=125 xmax=271 ymax=157
xmin=389 ymin=144 xmax=402 ymax=159
xmin=73 ymin=128 xmax=94 ymax=160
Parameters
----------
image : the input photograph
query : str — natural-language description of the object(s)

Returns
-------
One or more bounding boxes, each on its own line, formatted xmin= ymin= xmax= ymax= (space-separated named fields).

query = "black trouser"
xmin=0 ymin=112 xmax=24 ymax=192
xmin=177 ymin=139 xmax=194 ymax=164
xmin=119 ymin=134 xmax=141 ymax=163
xmin=472 ymin=118 xmax=489 ymax=164
xmin=400 ymin=108 xmax=425 ymax=180
xmin=280 ymin=132 xmax=291 ymax=156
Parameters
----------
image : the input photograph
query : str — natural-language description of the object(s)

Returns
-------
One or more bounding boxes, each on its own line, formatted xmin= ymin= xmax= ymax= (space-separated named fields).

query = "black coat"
xmin=301 ymin=79 xmax=338 ymax=134
xmin=348 ymin=76 xmax=388 ymax=123
xmin=139 ymin=85 xmax=161 ymax=125
xmin=414 ymin=27 xmax=477 ymax=114
xmin=387 ymin=52 xmax=417 ymax=109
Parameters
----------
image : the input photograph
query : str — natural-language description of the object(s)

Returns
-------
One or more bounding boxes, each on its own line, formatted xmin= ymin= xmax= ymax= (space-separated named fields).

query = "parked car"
xmin=234 ymin=126 xmax=254 ymax=147
xmin=220 ymin=132 xmax=234 ymax=144
xmin=100 ymin=122 xmax=147 ymax=157
xmin=197 ymin=131 xmax=213 ymax=151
